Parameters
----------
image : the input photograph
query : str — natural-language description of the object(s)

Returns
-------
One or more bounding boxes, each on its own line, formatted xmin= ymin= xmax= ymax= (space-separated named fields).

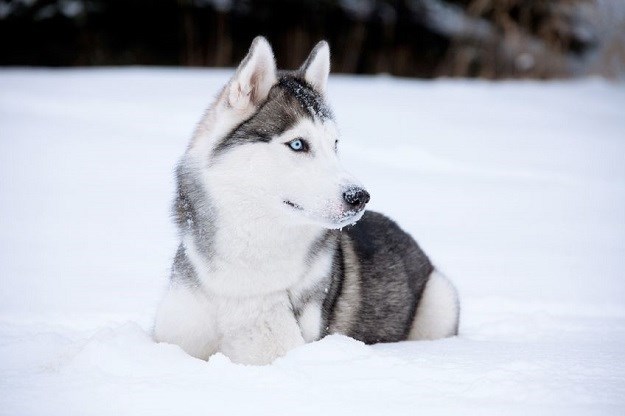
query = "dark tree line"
xmin=1 ymin=0 xmax=622 ymax=78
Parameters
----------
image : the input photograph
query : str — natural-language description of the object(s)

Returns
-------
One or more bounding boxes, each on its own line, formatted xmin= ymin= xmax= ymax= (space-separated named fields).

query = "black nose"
xmin=343 ymin=187 xmax=370 ymax=210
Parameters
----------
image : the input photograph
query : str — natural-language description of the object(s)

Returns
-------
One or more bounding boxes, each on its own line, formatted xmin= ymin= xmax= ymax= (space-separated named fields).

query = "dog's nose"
xmin=343 ymin=187 xmax=370 ymax=210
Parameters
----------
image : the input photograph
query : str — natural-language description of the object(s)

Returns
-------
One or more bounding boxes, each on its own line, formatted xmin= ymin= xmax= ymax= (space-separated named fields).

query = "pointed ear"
xmin=228 ymin=36 xmax=277 ymax=110
xmin=299 ymin=40 xmax=330 ymax=94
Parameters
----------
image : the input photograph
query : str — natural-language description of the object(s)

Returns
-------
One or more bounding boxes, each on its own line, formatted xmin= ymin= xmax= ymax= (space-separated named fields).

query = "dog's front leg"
xmin=219 ymin=292 xmax=304 ymax=365
xmin=153 ymin=283 xmax=219 ymax=360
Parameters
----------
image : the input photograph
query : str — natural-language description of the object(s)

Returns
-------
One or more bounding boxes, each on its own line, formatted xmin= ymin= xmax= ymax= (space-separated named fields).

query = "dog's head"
xmin=187 ymin=37 xmax=369 ymax=229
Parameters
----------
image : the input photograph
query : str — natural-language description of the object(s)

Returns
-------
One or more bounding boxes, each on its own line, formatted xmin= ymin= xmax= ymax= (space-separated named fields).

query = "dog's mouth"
xmin=283 ymin=200 xmax=304 ymax=211
xmin=332 ymin=209 xmax=366 ymax=228
xmin=283 ymin=199 xmax=365 ymax=228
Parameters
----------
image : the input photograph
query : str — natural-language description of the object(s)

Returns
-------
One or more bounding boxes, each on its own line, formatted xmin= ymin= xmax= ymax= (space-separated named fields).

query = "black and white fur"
xmin=153 ymin=37 xmax=459 ymax=365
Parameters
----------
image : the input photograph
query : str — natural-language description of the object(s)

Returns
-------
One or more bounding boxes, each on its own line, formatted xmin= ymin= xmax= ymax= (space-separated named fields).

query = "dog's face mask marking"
xmin=195 ymin=38 xmax=369 ymax=229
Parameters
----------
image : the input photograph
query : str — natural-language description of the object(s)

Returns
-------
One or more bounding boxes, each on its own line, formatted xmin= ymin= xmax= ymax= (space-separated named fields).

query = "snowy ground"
xmin=1 ymin=68 xmax=624 ymax=415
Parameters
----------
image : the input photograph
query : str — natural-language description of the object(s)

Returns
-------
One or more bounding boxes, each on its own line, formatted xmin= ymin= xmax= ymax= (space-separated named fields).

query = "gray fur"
xmin=172 ymin=161 xmax=217 ymax=277
xmin=320 ymin=236 xmax=345 ymax=336
xmin=276 ymin=76 xmax=333 ymax=120
xmin=295 ymin=211 xmax=435 ymax=343
xmin=331 ymin=211 xmax=434 ymax=343
xmin=170 ymin=244 xmax=201 ymax=288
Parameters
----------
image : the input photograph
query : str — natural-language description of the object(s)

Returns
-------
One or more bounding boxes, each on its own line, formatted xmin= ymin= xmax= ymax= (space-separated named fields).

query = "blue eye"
xmin=290 ymin=140 xmax=303 ymax=150
xmin=287 ymin=138 xmax=308 ymax=152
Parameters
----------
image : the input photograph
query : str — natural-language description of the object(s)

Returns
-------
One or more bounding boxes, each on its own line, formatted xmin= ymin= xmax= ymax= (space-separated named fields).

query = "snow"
xmin=1 ymin=68 xmax=625 ymax=415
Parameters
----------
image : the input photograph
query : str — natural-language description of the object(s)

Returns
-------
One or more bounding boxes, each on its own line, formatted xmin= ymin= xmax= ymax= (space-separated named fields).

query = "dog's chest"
xmin=185 ymin=226 xmax=332 ymax=298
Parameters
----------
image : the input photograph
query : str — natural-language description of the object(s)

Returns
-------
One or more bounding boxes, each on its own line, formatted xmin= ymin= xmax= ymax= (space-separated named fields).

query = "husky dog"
xmin=153 ymin=37 xmax=459 ymax=365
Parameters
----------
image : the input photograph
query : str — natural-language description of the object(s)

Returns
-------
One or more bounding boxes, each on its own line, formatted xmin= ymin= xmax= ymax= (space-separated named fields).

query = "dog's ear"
xmin=228 ymin=36 xmax=277 ymax=110
xmin=299 ymin=41 xmax=330 ymax=94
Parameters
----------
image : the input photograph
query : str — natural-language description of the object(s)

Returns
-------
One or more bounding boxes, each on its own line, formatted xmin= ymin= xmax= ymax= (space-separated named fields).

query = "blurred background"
xmin=1 ymin=0 xmax=624 ymax=79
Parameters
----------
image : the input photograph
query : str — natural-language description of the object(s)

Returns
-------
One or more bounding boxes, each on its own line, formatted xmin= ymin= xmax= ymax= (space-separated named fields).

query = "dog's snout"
xmin=343 ymin=187 xmax=370 ymax=210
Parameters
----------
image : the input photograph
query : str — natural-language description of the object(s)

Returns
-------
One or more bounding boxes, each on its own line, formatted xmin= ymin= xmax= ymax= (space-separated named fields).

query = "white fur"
xmin=206 ymin=117 xmax=363 ymax=231
xmin=168 ymin=213 xmax=328 ymax=364
xmin=217 ymin=292 xmax=305 ymax=365
xmin=408 ymin=270 xmax=459 ymax=340
xmin=153 ymin=284 xmax=218 ymax=360
xmin=154 ymin=282 xmax=306 ymax=365
xmin=301 ymin=41 xmax=330 ymax=94
xmin=296 ymin=302 xmax=324 ymax=343
xmin=170 ymin=206 xmax=324 ymax=364
xmin=228 ymin=37 xmax=276 ymax=110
